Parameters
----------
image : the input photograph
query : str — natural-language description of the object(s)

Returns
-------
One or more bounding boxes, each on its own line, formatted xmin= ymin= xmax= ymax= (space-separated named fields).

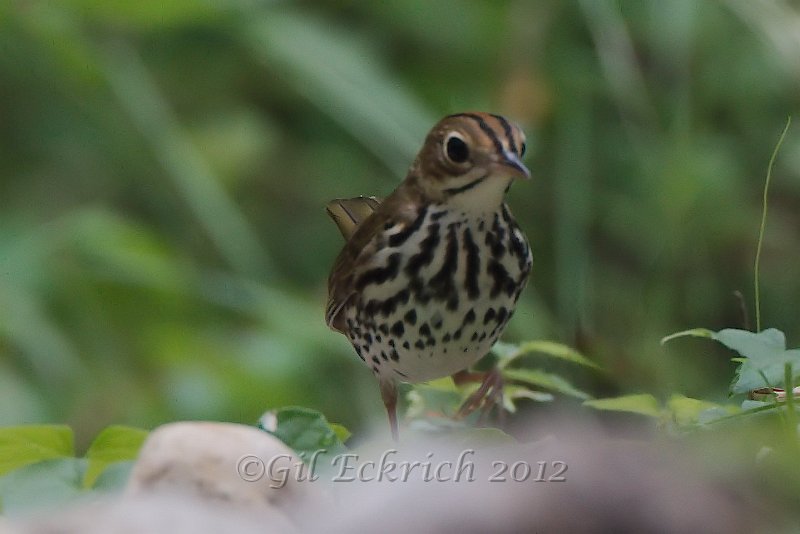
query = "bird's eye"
xmin=444 ymin=134 xmax=469 ymax=164
xmin=520 ymin=142 xmax=527 ymax=157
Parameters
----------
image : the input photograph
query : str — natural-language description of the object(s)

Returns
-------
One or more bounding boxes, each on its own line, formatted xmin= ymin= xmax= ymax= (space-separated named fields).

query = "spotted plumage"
xmin=325 ymin=112 xmax=532 ymax=439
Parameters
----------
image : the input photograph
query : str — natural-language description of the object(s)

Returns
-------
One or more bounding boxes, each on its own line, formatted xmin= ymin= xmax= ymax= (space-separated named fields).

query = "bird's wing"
xmin=325 ymin=190 xmax=419 ymax=333
xmin=325 ymin=196 xmax=382 ymax=241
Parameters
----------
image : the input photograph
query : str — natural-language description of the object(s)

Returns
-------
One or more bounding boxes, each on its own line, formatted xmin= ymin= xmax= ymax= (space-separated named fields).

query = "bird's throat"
xmin=443 ymin=173 xmax=513 ymax=215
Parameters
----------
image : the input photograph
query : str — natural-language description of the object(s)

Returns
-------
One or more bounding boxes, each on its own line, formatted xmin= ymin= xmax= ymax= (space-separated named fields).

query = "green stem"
xmin=754 ymin=116 xmax=791 ymax=332
xmin=783 ymin=363 xmax=798 ymax=442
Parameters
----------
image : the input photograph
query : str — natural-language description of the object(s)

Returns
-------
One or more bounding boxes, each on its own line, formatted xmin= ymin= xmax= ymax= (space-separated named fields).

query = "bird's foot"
xmin=453 ymin=367 xmax=505 ymax=425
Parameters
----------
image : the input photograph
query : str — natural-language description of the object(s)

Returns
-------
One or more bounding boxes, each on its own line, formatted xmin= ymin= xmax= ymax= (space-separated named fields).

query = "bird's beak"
xmin=495 ymin=150 xmax=531 ymax=180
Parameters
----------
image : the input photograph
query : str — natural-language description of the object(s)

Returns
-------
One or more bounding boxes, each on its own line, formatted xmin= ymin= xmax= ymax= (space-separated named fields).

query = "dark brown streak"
xmin=355 ymin=252 xmax=401 ymax=291
xmin=443 ymin=173 xmax=488 ymax=196
xmin=406 ymin=223 xmax=440 ymax=276
xmin=503 ymin=204 xmax=529 ymax=271
xmin=388 ymin=206 xmax=428 ymax=248
xmin=462 ymin=227 xmax=480 ymax=299
xmin=454 ymin=113 xmax=506 ymax=157
xmin=430 ymin=225 xmax=459 ymax=302
xmin=490 ymin=114 xmax=517 ymax=154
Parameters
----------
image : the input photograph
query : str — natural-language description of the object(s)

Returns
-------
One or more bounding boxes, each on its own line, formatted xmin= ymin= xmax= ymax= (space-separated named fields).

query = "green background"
xmin=1 ymin=0 xmax=799 ymax=445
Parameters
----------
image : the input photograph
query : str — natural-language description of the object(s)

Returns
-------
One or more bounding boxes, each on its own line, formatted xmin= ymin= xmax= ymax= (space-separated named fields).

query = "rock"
xmin=0 ymin=518 xmax=21 ymax=534
xmin=312 ymin=421 xmax=766 ymax=533
xmin=8 ymin=422 xmax=324 ymax=534
xmin=126 ymin=421 xmax=323 ymax=512
xmin=17 ymin=494 xmax=296 ymax=534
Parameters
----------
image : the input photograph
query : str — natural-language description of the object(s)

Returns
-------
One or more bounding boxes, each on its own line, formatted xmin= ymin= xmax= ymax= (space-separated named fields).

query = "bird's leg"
xmin=452 ymin=369 xmax=485 ymax=385
xmin=380 ymin=380 xmax=399 ymax=441
xmin=453 ymin=367 xmax=504 ymax=421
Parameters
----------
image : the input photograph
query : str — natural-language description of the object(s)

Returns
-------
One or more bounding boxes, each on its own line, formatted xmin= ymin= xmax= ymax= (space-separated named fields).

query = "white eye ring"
xmin=443 ymin=132 xmax=469 ymax=164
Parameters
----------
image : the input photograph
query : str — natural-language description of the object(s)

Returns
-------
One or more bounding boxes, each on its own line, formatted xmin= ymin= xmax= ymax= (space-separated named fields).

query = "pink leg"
xmin=454 ymin=366 xmax=504 ymax=420
xmin=380 ymin=380 xmax=399 ymax=441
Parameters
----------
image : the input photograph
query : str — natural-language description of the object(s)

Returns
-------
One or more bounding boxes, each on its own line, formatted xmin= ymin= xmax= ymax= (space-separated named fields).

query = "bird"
xmin=325 ymin=112 xmax=532 ymax=439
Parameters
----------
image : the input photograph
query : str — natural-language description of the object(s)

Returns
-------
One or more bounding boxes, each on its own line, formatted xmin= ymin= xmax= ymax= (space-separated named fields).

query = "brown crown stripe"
xmin=490 ymin=113 xmax=518 ymax=155
xmin=448 ymin=113 xmax=508 ymax=157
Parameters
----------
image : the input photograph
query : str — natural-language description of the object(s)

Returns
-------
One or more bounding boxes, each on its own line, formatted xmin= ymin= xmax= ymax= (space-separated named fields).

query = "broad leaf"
xmin=666 ymin=394 xmax=731 ymax=427
xmin=0 ymin=425 xmax=74 ymax=476
xmin=660 ymin=328 xmax=715 ymax=345
xmin=83 ymin=425 xmax=148 ymax=488
xmin=405 ymin=382 xmax=462 ymax=420
xmin=503 ymin=368 xmax=591 ymax=400
xmin=502 ymin=385 xmax=554 ymax=413
xmin=91 ymin=460 xmax=136 ymax=492
xmin=259 ymin=407 xmax=348 ymax=459
xmin=584 ymin=394 xmax=661 ymax=417
xmin=662 ymin=328 xmax=800 ymax=395
xmin=497 ymin=340 xmax=599 ymax=369
xmin=407 ymin=422 xmax=514 ymax=447
xmin=713 ymin=329 xmax=800 ymax=394
xmin=0 ymin=458 xmax=86 ymax=516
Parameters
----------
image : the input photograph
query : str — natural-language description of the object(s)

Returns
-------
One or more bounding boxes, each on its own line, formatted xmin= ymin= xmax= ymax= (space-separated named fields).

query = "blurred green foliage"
xmin=1 ymin=0 xmax=799 ymax=445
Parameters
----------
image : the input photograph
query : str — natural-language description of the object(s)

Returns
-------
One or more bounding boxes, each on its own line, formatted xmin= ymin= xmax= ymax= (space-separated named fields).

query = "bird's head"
xmin=410 ymin=112 xmax=529 ymax=210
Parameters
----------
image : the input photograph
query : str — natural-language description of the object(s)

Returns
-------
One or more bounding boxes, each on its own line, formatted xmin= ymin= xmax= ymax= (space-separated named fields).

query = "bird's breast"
xmin=344 ymin=203 xmax=532 ymax=383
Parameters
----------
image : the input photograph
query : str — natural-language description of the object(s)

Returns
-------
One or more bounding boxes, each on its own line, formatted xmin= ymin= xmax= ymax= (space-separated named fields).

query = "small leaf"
xmin=583 ymin=394 xmax=661 ymax=418
xmin=91 ymin=460 xmax=136 ymax=492
xmin=505 ymin=385 xmax=554 ymax=403
xmin=503 ymin=368 xmax=592 ymax=400
xmin=423 ymin=376 xmax=459 ymax=392
xmin=0 ymin=458 xmax=86 ymax=516
xmin=502 ymin=340 xmax=600 ymax=369
xmin=0 ymin=425 xmax=74 ymax=476
xmin=666 ymin=394 xmax=731 ymax=427
xmin=502 ymin=385 xmax=554 ymax=413
xmin=83 ymin=426 xmax=148 ymax=488
xmin=714 ymin=328 xmax=786 ymax=357
xmin=407 ymin=423 xmax=514 ymax=447
xmin=712 ymin=329 xmax=800 ymax=394
xmin=405 ymin=384 xmax=462 ymax=419
xmin=259 ymin=407 xmax=347 ymax=459
xmin=660 ymin=328 xmax=715 ymax=345
xmin=490 ymin=341 xmax=519 ymax=361
xmin=329 ymin=423 xmax=352 ymax=444
xmin=698 ymin=401 xmax=779 ymax=425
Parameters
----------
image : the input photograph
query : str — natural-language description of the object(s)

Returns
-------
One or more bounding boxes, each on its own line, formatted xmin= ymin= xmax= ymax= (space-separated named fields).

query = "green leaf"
xmin=502 ymin=385 xmax=554 ymax=413
xmin=91 ymin=460 xmax=136 ymax=492
xmin=407 ymin=422 xmax=514 ymax=447
xmin=583 ymin=394 xmax=662 ymax=418
xmin=712 ymin=329 xmax=800 ymax=394
xmin=405 ymin=383 xmax=462 ymax=420
xmin=491 ymin=341 xmax=520 ymax=360
xmin=0 ymin=425 xmax=74 ymax=476
xmin=63 ymin=0 xmax=220 ymax=30
xmin=666 ymin=394 xmax=732 ymax=427
xmin=329 ymin=423 xmax=352 ymax=444
xmin=83 ymin=425 xmax=149 ymax=488
xmin=715 ymin=328 xmax=786 ymax=357
xmin=0 ymin=458 xmax=86 ymax=516
xmin=660 ymin=328 xmax=715 ymax=345
xmin=259 ymin=407 xmax=348 ymax=459
xmin=499 ymin=340 xmax=600 ymax=369
xmin=243 ymin=11 xmax=432 ymax=178
xmin=503 ymin=368 xmax=592 ymax=400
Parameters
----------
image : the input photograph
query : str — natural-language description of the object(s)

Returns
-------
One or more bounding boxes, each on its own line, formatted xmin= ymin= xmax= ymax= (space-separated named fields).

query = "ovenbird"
xmin=326 ymin=112 xmax=532 ymax=439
